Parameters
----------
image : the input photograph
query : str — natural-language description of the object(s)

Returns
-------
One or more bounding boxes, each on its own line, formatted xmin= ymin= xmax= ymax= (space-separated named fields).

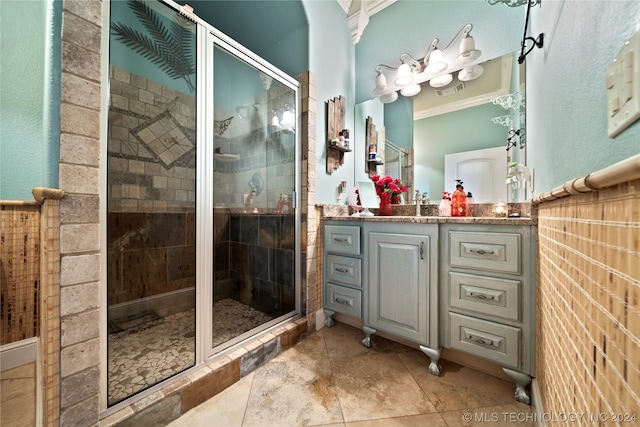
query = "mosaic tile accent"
xmin=131 ymin=111 xmax=195 ymax=169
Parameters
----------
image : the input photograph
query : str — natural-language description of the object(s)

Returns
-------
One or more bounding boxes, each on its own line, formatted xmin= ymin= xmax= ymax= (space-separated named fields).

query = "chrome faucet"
xmin=414 ymin=190 xmax=421 ymax=217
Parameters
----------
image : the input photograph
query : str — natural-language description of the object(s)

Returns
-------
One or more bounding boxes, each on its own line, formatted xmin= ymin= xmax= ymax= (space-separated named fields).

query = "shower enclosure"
xmin=106 ymin=0 xmax=300 ymax=406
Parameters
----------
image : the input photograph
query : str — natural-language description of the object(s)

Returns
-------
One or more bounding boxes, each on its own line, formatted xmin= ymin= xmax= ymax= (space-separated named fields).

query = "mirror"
xmin=356 ymin=180 xmax=379 ymax=216
xmin=374 ymin=51 xmax=526 ymax=204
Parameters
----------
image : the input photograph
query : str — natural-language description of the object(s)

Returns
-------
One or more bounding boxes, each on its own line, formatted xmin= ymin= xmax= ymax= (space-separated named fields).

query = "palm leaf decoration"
xmin=111 ymin=0 xmax=195 ymax=92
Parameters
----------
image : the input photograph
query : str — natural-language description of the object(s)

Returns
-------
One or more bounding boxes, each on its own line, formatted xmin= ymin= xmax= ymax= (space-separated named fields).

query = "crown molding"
xmin=346 ymin=0 xmax=397 ymax=43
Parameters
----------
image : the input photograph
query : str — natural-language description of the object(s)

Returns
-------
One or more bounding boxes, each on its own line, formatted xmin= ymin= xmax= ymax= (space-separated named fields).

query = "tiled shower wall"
xmin=536 ymin=179 xmax=639 ymax=419
xmin=108 ymin=65 xmax=196 ymax=213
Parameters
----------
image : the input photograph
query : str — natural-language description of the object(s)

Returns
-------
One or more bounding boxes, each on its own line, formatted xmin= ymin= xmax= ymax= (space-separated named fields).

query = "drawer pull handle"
xmin=334 ymin=267 xmax=349 ymax=273
xmin=334 ymin=297 xmax=352 ymax=306
xmin=469 ymin=292 xmax=495 ymax=301
xmin=470 ymin=248 xmax=495 ymax=255
xmin=333 ymin=237 xmax=349 ymax=243
xmin=469 ymin=335 xmax=494 ymax=347
xmin=420 ymin=242 xmax=425 ymax=260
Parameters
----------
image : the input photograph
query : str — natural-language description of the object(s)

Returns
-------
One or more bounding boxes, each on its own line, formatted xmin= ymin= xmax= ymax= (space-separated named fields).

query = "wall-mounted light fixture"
xmin=517 ymin=0 xmax=544 ymax=64
xmin=269 ymin=103 xmax=295 ymax=133
xmin=372 ymin=24 xmax=483 ymax=103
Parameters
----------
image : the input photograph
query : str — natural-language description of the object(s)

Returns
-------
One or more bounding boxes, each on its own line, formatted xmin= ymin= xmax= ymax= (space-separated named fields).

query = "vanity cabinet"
xmin=323 ymin=223 xmax=363 ymax=324
xmin=365 ymin=223 xmax=443 ymax=374
xmin=439 ymin=224 xmax=536 ymax=404
xmin=322 ymin=219 xmax=536 ymax=402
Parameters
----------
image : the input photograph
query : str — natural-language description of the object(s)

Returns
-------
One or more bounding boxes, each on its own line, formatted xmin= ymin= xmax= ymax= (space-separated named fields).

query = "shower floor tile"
xmin=108 ymin=298 xmax=273 ymax=404
xmin=212 ymin=299 xmax=275 ymax=347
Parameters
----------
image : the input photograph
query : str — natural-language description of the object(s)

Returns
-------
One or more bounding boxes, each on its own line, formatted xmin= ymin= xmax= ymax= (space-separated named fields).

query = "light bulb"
xmin=394 ymin=63 xmax=414 ymax=87
xmin=429 ymin=73 xmax=453 ymax=88
xmin=425 ymin=49 xmax=447 ymax=74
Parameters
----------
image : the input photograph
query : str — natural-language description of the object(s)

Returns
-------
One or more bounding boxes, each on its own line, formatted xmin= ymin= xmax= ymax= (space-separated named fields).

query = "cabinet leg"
xmin=362 ymin=325 xmax=376 ymax=348
xmin=502 ymin=367 xmax=532 ymax=405
xmin=323 ymin=309 xmax=335 ymax=328
xmin=419 ymin=346 xmax=442 ymax=376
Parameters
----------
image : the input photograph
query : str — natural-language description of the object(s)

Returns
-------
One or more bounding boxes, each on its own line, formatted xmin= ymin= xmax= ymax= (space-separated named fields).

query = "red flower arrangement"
xmin=370 ymin=175 xmax=408 ymax=197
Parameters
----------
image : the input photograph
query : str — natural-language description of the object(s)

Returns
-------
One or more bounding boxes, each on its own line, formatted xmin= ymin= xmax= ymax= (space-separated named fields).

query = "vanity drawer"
xmin=325 ymin=225 xmax=361 ymax=256
xmin=449 ymin=272 xmax=521 ymax=321
xmin=326 ymin=254 xmax=362 ymax=287
xmin=449 ymin=312 xmax=520 ymax=369
xmin=324 ymin=283 xmax=362 ymax=318
xmin=448 ymin=231 xmax=521 ymax=274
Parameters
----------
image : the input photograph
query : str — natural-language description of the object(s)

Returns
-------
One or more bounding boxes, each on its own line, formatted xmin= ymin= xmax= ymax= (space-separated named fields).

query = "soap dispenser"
xmin=466 ymin=191 xmax=474 ymax=217
xmin=439 ymin=192 xmax=451 ymax=217
xmin=451 ymin=180 xmax=467 ymax=217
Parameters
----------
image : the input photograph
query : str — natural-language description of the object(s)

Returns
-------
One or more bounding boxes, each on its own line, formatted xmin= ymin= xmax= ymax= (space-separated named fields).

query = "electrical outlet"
xmin=607 ymin=30 xmax=640 ymax=137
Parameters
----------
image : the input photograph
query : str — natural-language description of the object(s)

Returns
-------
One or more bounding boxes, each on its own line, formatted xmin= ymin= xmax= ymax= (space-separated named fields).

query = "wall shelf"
xmin=326 ymin=95 xmax=348 ymax=174
xmin=365 ymin=116 xmax=385 ymax=177
xmin=214 ymin=153 xmax=240 ymax=162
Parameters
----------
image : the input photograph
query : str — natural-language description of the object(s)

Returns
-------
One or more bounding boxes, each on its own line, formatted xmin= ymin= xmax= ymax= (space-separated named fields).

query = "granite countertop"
xmin=323 ymin=215 xmax=536 ymax=226
xmin=319 ymin=203 xmax=537 ymax=226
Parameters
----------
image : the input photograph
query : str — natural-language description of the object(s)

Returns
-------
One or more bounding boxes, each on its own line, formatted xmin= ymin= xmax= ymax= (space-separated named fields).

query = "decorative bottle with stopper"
xmin=451 ymin=180 xmax=467 ymax=217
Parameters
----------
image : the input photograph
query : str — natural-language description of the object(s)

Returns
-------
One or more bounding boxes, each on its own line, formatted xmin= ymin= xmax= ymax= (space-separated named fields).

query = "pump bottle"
xmin=438 ymin=192 xmax=451 ymax=216
xmin=451 ymin=180 xmax=467 ymax=217
xmin=466 ymin=192 xmax=474 ymax=217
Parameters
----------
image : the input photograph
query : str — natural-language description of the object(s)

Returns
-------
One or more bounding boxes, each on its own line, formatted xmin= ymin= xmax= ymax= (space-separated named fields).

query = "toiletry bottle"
xmin=276 ymin=194 xmax=284 ymax=215
xmin=451 ymin=180 xmax=467 ymax=217
xmin=439 ymin=192 xmax=451 ymax=217
xmin=466 ymin=192 xmax=474 ymax=217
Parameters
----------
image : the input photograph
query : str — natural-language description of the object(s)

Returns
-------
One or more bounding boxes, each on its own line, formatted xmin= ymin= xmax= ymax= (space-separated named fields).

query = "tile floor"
xmin=0 ymin=322 xmax=533 ymax=427
xmin=168 ymin=322 xmax=533 ymax=427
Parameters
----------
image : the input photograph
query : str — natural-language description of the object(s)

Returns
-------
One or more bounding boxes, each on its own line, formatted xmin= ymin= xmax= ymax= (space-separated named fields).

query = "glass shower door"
xmin=106 ymin=0 xmax=197 ymax=405
xmin=210 ymin=40 xmax=299 ymax=351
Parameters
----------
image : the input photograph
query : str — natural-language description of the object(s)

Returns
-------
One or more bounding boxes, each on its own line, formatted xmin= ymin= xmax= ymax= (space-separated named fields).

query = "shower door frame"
xmin=101 ymin=0 xmax=301 ymax=411
xmin=199 ymin=26 xmax=302 ymax=359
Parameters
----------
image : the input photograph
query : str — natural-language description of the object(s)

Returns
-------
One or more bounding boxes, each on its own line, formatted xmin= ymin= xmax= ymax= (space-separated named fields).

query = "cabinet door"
xmin=368 ymin=232 xmax=429 ymax=344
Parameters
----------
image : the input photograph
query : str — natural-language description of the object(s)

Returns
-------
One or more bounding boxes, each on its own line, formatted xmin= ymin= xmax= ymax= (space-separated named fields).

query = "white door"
xmin=444 ymin=146 xmax=507 ymax=203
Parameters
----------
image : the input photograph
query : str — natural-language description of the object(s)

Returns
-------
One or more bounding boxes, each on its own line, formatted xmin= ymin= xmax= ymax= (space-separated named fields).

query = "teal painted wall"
xmin=354 ymin=99 xmax=384 ymax=184
xmin=303 ymin=0 xmax=355 ymax=204
xmin=384 ymin=97 xmax=413 ymax=149
xmin=413 ymin=102 xmax=508 ymax=198
xmin=527 ymin=1 xmax=640 ymax=194
xmin=189 ymin=0 xmax=309 ymax=79
xmin=1 ymin=0 xmax=60 ymax=200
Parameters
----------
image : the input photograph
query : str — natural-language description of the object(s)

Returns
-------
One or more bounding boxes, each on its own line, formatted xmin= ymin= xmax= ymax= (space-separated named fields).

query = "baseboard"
xmin=1 ymin=337 xmax=37 ymax=371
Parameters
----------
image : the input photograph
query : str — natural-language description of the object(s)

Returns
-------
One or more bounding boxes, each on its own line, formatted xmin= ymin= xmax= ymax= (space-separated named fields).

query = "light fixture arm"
xmin=517 ymin=0 xmax=544 ymax=64
xmin=376 ymin=64 xmax=398 ymax=72
xmin=439 ymin=23 xmax=473 ymax=52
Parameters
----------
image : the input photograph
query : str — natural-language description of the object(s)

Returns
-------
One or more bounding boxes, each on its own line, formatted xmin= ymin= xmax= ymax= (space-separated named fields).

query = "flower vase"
xmin=378 ymin=193 xmax=393 ymax=216
xmin=391 ymin=195 xmax=400 ymax=205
